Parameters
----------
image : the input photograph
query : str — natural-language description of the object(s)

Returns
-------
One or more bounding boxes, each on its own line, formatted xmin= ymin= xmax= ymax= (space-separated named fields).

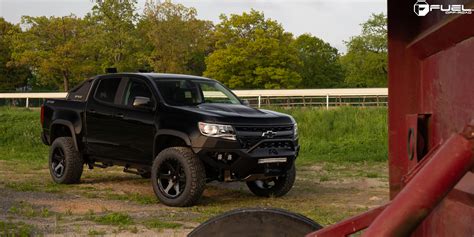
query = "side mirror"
xmin=242 ymin=99 xmax=250 ymax=106
xmin=133 ymin=96 xmax=153 ymax=109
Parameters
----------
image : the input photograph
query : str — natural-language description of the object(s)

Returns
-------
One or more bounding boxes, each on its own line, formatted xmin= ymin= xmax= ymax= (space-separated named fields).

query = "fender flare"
xmin=50 ymin=119 xmax=79 ymax=151
xmin=153 ymin=129 xmax=192 ymax=156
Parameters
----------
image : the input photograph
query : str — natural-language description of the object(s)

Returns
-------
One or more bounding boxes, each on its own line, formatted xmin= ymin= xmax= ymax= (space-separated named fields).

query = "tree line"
xmin=0 ymin=0 xmax=387 ymax=92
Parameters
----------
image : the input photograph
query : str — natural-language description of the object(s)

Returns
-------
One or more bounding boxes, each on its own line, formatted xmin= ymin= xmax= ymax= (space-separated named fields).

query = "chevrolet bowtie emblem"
xmin=262 ymin=130 xmax=276 ymax=138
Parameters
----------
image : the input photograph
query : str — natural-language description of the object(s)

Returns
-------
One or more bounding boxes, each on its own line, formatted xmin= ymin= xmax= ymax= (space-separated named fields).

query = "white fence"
xmin=0 ymin=88 xmax=388 ymax=109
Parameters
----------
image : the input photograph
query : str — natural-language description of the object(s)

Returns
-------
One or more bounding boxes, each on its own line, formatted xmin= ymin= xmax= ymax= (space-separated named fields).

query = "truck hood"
xmin=170 ymin=103 xmax=295 ymax=125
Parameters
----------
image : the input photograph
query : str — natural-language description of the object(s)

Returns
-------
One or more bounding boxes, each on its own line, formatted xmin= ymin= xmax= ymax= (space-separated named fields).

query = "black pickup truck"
xmin=41 ymin=73 xmax=299 ymax=206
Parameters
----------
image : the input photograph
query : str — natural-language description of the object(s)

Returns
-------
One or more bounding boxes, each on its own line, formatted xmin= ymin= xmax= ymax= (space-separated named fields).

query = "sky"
xmin=0 ymin=0 xmax=386 ymax=53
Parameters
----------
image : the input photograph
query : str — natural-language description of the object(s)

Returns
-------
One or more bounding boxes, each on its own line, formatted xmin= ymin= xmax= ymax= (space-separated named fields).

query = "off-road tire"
xmin=246 ymin=164 xmax=296 ymax=197
xmin=151 ymin=147 xmax=206 ymax=207
xmin=49 ymin=137 xmax=83 ymax=184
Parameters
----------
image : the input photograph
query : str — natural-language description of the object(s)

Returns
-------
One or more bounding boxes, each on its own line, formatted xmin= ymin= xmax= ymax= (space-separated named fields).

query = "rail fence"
xmin=0 ymin=88 xmax=388 ymax=109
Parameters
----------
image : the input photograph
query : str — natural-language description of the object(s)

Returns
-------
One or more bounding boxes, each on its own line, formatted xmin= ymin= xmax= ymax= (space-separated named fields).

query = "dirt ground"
xmin=0 ymin=160 xmax=388 ymax=236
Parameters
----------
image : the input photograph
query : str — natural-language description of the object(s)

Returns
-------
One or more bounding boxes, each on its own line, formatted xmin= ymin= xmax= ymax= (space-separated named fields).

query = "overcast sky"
xmin=0 ymin=0 xmax=386 ymax=53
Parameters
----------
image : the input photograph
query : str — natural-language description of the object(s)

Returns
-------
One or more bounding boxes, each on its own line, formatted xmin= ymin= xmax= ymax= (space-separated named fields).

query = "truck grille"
xmin=235 ymin=125 xmax=293 ymax=132
xmin=235 ymin=125 xmax=294 ymax=149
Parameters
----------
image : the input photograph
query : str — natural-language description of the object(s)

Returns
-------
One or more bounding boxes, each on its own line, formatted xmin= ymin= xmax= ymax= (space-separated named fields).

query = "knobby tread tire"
xmin=151 ymin=147 xmax=206 ymax=207
xmin=246 ymin=164 xmax=296 ymax=197
xmin=49 ymin=137 xmax=83 ymax=184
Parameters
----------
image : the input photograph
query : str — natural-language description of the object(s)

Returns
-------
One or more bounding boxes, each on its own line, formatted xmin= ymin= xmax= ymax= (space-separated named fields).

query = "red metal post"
xmin=362 ymin=133 xmax=473 ymax=237
xmin=305 ymin=204 xmax=388 ymax=237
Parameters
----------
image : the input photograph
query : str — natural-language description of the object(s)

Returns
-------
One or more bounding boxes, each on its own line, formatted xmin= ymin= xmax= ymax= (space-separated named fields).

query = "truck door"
xmin=85 ymin=76 xmax=126 ymax=160
xmin=113 ymin=76 xmax=157 ymax=164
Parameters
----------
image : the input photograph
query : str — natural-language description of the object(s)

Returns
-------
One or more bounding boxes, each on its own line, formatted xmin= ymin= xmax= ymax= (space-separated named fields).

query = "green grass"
xmin=88 ymin=229 xmax=106 ymax=236
xmin=90 ymin=212 xmax=134 ymax=226
xmin=143 ymin=219 xmax=183 ymax=230
xmin=105 ymin=191 xmax=157 ymax=205
xmin=0 ymin=106 xmax=389 ymax=234
xmin=0 ymin=107 xmax=48 ymax=164
xmin=270 ymin=107 xmax=388 ymax=163
xmin=4 ymin=182 xmax=67 ymax=193
xmin=0 ymin=106 xmax=387 ymax=164
xmin=7 ymin=201 xmax=52 ymax=218
xmin=0 ymin=220 xmax=36 ymax=236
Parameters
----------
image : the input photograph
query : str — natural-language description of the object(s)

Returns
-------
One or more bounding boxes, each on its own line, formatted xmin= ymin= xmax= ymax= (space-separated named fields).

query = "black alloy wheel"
xmin=151 ymin=147 xmax=206 ymax=207
xmin=51 ymin=147 xmax=66 ymax=178
xmin=157 ymin=159 xmax=187 ymax=198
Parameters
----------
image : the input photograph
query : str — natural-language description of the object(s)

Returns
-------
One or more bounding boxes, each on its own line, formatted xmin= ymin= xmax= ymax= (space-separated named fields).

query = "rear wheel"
xmin=151 ymin=147 xmax=206 ymax=207
xmin=49 ymin=137 xmax=83 ymax=184
xmin=246 ymin=164 xmax=296 ymax=197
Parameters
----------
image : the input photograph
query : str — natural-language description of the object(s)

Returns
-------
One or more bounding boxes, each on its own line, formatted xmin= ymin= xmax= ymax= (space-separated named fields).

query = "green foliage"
xmin=0 ymin=108 xmax=48 ymax=164
xmin=91 ymin=212 xmax=133 ymax=226
xmin=0 ymin=107 xmax=387 ymax=164
xmin=143 ymin=219 xmax=182 ymax=230
xmin=0 ymin=220 xmax=35 ymax=236
xmin=292 ymin=34 xmax=344 ymax=88
xmin=341 ymin=13 xmax=387 ymax=87
xmin=11 ymin=15 xmax=101 ymax=91
xmin=105 ymin=191 xmax=156 ymax=204
xmin=273 ymin=107 xmax=388 ymax=162
xmin=7 ymin=201 xmax=52 ymax=218
xmin=88 ymin=229 xmax=106 ymax=236
xmin=0 ymin=2 xmax=388 ymax=91
xmin=139 ymin=1 xmax=214 ymax=75
xmin=87 ymin=0 xmax=141 ymax=72
xmin=0 ymin=18 xmax=31 ymax=91
xmin=204 ymin=10 xmax=301 ymax=89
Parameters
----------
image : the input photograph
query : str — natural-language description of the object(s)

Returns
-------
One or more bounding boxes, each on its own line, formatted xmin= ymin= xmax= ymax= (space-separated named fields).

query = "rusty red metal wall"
xmin=388 ymin=0 xmax=474 ymax=236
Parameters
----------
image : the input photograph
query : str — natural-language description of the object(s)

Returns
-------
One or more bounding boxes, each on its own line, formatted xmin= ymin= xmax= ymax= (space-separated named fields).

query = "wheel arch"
xmin=154 ymin=130 xmax=192 ymax=158
xmin=50 ymin=120 xmax=79 ymax=151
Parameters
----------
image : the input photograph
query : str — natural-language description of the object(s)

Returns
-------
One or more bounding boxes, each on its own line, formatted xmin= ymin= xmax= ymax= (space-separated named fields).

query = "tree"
xmin=138 ymin=0 xmax=214 ymax=75
xmin=340 ymin=13 xmax=387 ymax=87
xmin=11 ymin=15 xmax=99 ymax=91
xmin=204 ymin=10 xmax=301 ymax=89
xmin=87 ymin=0 xmax=141 ymax=72
xmin=292 ymin=34 xmax=344 ymax=88
xmin=0 ymin=18 xmax=30 ymax=91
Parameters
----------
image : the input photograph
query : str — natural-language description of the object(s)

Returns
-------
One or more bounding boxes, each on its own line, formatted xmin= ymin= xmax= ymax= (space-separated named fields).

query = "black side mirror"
xmin=242 ymin=99 xmax=250 ymax=106
xmin=133 ymin=96 xmax=153 ymax=109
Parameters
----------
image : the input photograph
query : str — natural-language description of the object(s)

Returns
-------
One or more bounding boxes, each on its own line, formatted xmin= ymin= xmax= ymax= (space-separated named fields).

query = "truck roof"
xmin=96 ymin=72 xmax=212 ymax=81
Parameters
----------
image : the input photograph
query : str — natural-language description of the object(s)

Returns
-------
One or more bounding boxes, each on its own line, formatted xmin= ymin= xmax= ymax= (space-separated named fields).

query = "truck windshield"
xmin=154 ymin=79 xmax=241 ymax=106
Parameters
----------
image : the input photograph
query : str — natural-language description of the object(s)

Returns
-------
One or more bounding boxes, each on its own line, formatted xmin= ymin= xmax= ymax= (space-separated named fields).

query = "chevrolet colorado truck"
xmin=41 ymin=73 xmax=299 ymax=206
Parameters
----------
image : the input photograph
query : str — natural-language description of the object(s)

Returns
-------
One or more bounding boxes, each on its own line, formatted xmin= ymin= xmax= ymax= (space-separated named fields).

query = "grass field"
xmin=0 ymin=107 xmax=389 ymax=236
xmin=0 ymin=106 xmax=387 ymax=164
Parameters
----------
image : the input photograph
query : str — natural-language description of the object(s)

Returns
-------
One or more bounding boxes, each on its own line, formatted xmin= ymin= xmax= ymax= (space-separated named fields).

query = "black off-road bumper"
xmin=194 ymin=137 xmax=299 ymax=181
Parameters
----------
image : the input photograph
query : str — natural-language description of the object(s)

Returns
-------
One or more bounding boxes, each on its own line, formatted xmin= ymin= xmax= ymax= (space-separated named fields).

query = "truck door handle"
xmin=88 ymin=109 xmax=96 ymax=114
xmin=115 ymin=113 xmax=124 ymax=118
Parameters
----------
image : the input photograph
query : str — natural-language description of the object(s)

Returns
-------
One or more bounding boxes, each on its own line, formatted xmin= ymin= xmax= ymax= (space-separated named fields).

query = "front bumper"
xmin=194 ymin=137 xmax=299 ymax=181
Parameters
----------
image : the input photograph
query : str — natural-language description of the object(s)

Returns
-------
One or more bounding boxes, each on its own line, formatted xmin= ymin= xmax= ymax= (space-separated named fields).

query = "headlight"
xmin=293 ymin=123 xmax=298 ymax=138
xmin=198 ymin=122 xmax=236 ymax=140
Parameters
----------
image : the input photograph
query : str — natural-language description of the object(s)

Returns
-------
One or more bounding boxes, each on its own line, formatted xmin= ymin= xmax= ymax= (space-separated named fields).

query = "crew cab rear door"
xmin=112 ymin=76 xmax=156 ymax=164
xmin=85 ymin=76 xmax=126 ymax=159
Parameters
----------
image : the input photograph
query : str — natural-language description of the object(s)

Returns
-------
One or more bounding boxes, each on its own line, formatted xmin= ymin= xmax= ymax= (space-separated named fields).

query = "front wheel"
xmin=151 ymin=147 xmax=206 ymax=207
xmin=246 ymin=164 xmax=296 ymax=197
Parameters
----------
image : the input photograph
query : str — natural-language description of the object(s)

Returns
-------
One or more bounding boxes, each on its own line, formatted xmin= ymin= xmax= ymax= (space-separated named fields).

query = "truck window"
xmin=123 ymin=80 xmax=153 ymax=107
xmin=94 ymin=78 xmax=121 ymax=104
xmin=67 ymin=80 xmax=92 ymax=101
xmin=154 ymin=79 xmax=240 ymax=106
